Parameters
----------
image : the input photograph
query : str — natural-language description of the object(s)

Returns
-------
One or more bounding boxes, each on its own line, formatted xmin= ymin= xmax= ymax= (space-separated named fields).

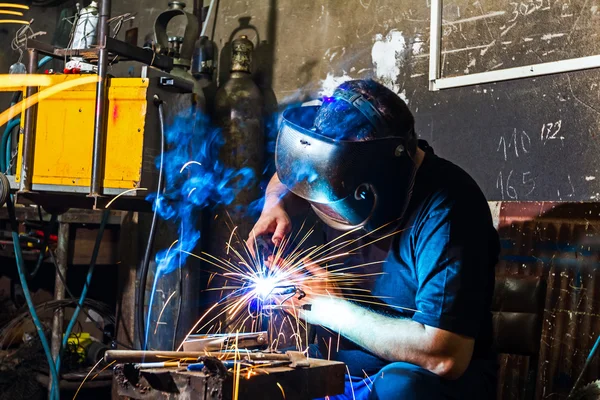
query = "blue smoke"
xmin=150 ymin=110 xmax=256 ymax=275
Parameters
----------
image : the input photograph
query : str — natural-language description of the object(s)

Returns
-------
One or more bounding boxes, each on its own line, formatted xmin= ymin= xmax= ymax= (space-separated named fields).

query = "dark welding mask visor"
xmin=276 ymin=106 xmax=407 ymax=231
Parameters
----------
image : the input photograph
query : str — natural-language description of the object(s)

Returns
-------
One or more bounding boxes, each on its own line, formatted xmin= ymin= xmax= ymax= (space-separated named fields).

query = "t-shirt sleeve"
xmin=410 ymin=195 xmax=496 ymax=338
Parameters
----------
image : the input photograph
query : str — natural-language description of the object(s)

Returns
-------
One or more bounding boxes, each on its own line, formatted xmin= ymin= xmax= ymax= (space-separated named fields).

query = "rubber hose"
xmin=27 ymin=214 xmax=58 ymax=279
xmin=7 ymin=195 xmax=60 ymax=400
xmin=1 ymin=118 xmax=20 ymax=172
xmin=38 ymin=56 xmax=53 ymax=70
xmin=55 ymin=210 xmax=110 ymax=374
xmin=137 ymin=96 xmax=166 ymax=349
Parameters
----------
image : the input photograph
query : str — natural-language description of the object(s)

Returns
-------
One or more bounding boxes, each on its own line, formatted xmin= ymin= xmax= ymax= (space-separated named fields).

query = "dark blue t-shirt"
xmin=317 ymin=144 xmax=500 ymax=377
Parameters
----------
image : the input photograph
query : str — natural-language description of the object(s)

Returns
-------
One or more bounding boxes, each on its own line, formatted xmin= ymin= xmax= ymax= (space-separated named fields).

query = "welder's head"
xmin=275 ymin=79 xmax=418 ymax=232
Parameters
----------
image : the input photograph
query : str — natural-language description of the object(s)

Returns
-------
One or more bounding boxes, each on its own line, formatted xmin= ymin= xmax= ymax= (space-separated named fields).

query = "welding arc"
xmin=137 ymin=95 xmax=166 ymax=349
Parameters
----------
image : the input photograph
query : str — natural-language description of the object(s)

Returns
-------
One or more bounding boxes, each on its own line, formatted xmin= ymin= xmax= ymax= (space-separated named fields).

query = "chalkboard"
xmin=398 ymin=0 xmax=599 ymax=201
xmin=437 ymin=0 xmax=600 ymax=77
xmin=411 ymin=69 xmax=600 ymax=201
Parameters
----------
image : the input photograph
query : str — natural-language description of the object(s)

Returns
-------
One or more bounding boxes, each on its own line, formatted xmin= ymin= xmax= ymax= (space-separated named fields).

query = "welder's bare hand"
xmin=247 ymin=202 xmax=292 ymax=254
xmin=296 ymin=257 xmax=342 ymax=303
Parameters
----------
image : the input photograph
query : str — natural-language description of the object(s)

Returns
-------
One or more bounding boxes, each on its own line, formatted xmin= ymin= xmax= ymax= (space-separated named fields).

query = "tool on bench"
xmin=181 ymin=331 xmax=268 ymax=352
xmin=105 ymin=350 xmax=311 ymax=369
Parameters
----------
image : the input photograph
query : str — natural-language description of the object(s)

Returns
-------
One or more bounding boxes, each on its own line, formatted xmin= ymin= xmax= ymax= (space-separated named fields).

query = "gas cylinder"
xmin=212 ymin=35 xmax=264 ymax=238
xmin=209 ymin=34 xmax=265 ymax=331
xmin=71 ymin=1 xmax=99 ymax=49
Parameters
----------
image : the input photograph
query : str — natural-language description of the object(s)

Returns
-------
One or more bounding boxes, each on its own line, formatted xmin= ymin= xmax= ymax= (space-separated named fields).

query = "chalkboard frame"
xmin=428 ymin=0 xmax=600 ymax=90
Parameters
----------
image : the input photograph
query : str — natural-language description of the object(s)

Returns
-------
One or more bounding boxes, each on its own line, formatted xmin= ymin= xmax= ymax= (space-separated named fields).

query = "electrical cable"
xmin=55 ymin=209 xmax=110 ymax=375
xmin=1 ymin=118 xmax=20 ymax=173
xmin=38 ymin=56 xmax=53 ymax=70
xmin=137 ymin=95 xmax=166 ymax=349
xmin=172 ymin=222 xmax=184 ymax=350
xmin=6 ymin=194 xmax=60 ymax=400
xmin=1 ymin=58 xmax=53 ymax=173
xmin=200 ymin=0 xmax=216 ymax=37
xmin=568 ymin=333 xmax=600 ymax=398
xmin=47 ymin=248 xmax=133 ymax=350
xmin=26 ymin=211 xmax=58 ymax=279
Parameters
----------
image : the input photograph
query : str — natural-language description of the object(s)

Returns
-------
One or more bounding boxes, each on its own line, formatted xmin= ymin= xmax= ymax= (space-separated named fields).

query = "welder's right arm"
xmin=248 ymin=173 xmax=307 ymax=247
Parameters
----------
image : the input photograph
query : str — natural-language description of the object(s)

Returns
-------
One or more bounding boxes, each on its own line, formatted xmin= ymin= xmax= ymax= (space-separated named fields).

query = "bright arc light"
xmin=253 ymin=275 xmax=279 ymax=299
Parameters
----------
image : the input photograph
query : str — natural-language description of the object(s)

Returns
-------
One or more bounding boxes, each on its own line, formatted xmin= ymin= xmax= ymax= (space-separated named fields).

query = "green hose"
xmin=55 ymin=210 xmax=110 ymax=375
xmin=1 ymin=118 xmax=20 ymax=173
xmin=7 ymin=195 xmax=59 ymax=399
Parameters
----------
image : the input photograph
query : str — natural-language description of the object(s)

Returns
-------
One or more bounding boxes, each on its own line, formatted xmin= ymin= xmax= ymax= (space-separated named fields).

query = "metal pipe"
xmin=105 ymin=350 xmax=291 ymax=364
xmin=89 ymin=0 xmax=111 ymax=198
xmin=19 ymin=49 xmax=38 ymax=192
xmin=49 ymin=222 xmax=69 ymax=393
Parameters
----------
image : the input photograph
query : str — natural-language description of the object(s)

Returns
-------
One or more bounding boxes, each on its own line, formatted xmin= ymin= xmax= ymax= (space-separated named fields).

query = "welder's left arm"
xmin=304 ymin=196 xmax=497 ymax=380
xmin=305 ymin=297 xmax=474 ymax=379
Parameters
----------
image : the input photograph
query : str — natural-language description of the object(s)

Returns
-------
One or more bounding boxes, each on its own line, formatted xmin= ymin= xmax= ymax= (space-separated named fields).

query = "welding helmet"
xmin=275 ymin=88 xmax=418 ymax=232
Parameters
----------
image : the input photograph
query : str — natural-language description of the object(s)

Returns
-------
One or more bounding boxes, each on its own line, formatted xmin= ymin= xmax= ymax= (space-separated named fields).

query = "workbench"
xmin=114 ymin=358 xmax=346 ymax=400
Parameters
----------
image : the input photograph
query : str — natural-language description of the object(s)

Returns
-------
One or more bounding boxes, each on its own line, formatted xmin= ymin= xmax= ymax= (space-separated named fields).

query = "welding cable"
xmin=137 ymin=95 xmax=166 ymax=349
xmin=25 ymin=212 xmax=58 ymax=279
xmin=1 ymin=55 xmax=50 ymax=172
xmin=0 ymin=117 xmax=19 ymax=172
xmin=38 ymin=55 xmax=53 ymax=70
xmin=6 ymin=194 xmax=60 ymax=400
xmin=45 ymin=249 xmax=134 ymax=350
xmin=200 ymin=0 xmax=216 ymax=37
xmin=55 ymin=209 xmax=110 ymax=376
xmin=567 ymin=333 xmax=600 ymax=398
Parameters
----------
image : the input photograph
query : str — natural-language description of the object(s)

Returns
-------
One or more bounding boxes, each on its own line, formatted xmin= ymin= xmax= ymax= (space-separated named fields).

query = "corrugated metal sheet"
xmin=497 ymin=202 xmax=600 ymax=400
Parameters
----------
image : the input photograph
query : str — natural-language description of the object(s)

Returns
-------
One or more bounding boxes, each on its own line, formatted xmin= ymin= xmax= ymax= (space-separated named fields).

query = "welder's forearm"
xmin=264 ymin=173 xmax=288 ymax=207
xmin=265 ymin=173 xmax=307 ymax=215
xmin=308 ymin=298 xmax=468 ymax=378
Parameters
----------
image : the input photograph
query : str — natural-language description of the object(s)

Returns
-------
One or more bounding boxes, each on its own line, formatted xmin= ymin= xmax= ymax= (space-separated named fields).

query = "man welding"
xmin=248 ymin=80 xmax=500 ymax=399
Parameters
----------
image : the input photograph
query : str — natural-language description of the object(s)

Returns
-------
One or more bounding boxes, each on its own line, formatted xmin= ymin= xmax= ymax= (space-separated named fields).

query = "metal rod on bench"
xmin=19 ymin=49 xmax=39 ymax=193
xmin=89 ymin=0 xmax=111 ymax=199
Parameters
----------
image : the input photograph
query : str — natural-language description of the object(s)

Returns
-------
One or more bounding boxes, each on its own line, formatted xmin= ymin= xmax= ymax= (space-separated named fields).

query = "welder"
xmin=248 ymin=79 xmax=500 ymax=400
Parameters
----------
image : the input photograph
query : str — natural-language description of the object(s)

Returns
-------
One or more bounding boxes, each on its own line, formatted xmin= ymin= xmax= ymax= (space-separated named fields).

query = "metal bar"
xmin=105 ymin=37 xmax=173 ymax=70
xmin=105 ymin=350 xmax=293 ymax=364
xmin=428 ymin=0 xmax=442 ymax=91
xmin=89 ymin=0 xmax=111 ymax=198
xmin=431 ymin=54 xmax=600 ymax=90
xmin=49 ymin=223 xmax=69 ymax=393
xmin=25 ymin=39 xmax=58 ymax=56
xmin=19 ymin=49 xmax=38 ymax=192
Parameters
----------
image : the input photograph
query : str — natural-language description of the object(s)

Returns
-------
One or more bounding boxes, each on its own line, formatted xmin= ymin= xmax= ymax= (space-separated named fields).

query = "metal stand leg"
xmin=90 ymin=0 xmax=112 ymax=200
xmin=112 ymin=212 xmax=138 ymax=399
xmin=49 ymin=222 xmax=69 ymax=393
xmin=19 ymin=49 xmax=39 ymax=193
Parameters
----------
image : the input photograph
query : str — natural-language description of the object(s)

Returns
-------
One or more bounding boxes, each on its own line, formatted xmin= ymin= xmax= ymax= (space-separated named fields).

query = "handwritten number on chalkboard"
xmin=541 ymin=120 xmax=563 ymax=145
xmin=523 ymin=172 xmax=536 ymax=196
xmin=506 ymin=170 xmax=518 ymax=199
xmin=507 ymin=0 xmax=556 ymax=23
xmin=497 ymin=171 xmax=505 ymax=200
xmin=498 ymin=129 xmax=531 ymax=161
xmin=521 ymin=130 xmax=531 ymax=153
xmin=497 ymin=170 xmax=536 ymax=200
xmin=509 ymin=2 xmax=519 ymax=22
